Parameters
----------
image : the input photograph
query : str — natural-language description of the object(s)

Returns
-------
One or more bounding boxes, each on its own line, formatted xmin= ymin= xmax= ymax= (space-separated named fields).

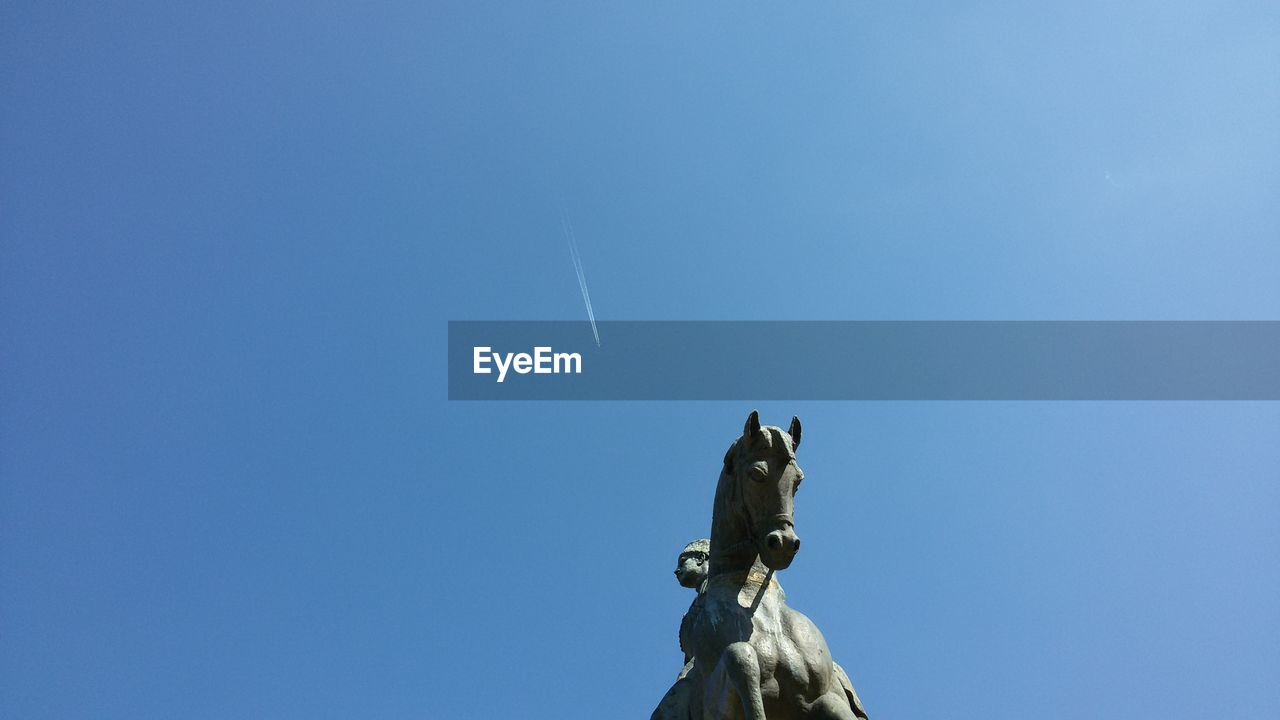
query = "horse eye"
xmin=749 ymin=465 xmax=768 ymax=481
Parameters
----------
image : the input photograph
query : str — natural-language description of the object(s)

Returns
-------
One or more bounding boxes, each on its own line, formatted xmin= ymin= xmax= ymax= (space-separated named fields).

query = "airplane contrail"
xmin=562 ymin=215 xmax=601 ymax=347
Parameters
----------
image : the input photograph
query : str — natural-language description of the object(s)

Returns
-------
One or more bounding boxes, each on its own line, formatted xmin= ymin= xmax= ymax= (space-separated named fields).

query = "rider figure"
xmin=651 ymin=539 xmax=710 ymax=720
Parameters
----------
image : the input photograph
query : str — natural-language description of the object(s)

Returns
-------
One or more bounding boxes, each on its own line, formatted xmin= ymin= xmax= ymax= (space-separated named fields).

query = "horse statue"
xmin=679 ymin=411 xmax=869 ymax=720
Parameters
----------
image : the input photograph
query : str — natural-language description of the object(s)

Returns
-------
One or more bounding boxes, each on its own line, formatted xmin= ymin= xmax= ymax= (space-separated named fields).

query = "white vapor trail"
xmin=562 ymin=215 xmax=600 ymax=347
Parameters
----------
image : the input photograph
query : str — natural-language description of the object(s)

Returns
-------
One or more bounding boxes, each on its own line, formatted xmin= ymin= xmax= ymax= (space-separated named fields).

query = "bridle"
xmin=712 ymin=456 xmax=798 ymax=568
xmin=756 ymin=512 xmax=795 ymax=535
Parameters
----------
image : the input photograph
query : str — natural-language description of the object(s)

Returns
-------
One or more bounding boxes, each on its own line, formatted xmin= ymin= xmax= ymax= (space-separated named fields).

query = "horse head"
xmin=717 ymin=410 xmax=805 ymax=572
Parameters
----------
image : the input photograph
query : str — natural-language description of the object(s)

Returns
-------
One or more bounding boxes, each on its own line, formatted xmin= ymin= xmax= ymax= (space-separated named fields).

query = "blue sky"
xmin=2 ymin=2 xmax=1278 ymax=718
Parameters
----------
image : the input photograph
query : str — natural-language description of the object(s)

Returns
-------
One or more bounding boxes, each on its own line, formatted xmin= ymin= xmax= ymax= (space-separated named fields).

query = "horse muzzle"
xmin=760 ymin=526 xmax=801 ymax=569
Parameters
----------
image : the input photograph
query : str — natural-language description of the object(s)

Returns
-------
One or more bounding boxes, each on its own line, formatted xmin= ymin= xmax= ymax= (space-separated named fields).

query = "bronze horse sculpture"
xmin=682 ymin=411 xmax=867 ymax=720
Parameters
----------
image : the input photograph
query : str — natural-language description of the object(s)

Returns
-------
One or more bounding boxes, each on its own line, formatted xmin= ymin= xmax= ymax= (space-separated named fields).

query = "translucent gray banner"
xmin=448 ymin=321 xmax=1280 ymax=400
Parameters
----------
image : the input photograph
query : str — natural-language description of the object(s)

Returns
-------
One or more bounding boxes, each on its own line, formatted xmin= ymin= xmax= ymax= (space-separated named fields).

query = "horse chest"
xmin=690 ymin=585 xmax=789 ymax=671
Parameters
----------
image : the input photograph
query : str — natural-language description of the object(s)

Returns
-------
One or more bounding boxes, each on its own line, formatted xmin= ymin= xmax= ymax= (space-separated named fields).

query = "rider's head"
xmin=674 ymin=538 xmax=710 ymax=589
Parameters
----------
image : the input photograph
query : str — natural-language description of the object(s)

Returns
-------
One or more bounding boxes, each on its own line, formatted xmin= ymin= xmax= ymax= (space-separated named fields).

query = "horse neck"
xmin=708 ymin=470 xmax=758 ymax=577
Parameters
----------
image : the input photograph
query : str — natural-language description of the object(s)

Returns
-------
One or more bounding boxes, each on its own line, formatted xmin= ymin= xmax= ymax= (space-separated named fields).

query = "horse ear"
xmin=744 ymin=409 xmax=762 ymax=443
xmin=788 ymin=416 xmax=802 ymax=451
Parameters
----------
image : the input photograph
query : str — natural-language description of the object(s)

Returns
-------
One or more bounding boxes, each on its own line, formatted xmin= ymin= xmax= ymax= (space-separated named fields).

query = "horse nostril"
xmin=767 ymin=534 xmax=782 ymax=550
xmin=792 ymin=538 xmax=800 ymax=552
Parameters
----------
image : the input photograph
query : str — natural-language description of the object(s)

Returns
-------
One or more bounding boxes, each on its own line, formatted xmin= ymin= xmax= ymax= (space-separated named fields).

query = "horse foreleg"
xmin=704 ymin=642 xmax=765 ymax=720
xmin=807 ymin=690 xmax=861 ymax=720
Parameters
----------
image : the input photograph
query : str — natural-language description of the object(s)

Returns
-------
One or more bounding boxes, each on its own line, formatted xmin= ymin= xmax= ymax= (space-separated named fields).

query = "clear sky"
xmin=3 ymin=2 xmax=1278 ymax=718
